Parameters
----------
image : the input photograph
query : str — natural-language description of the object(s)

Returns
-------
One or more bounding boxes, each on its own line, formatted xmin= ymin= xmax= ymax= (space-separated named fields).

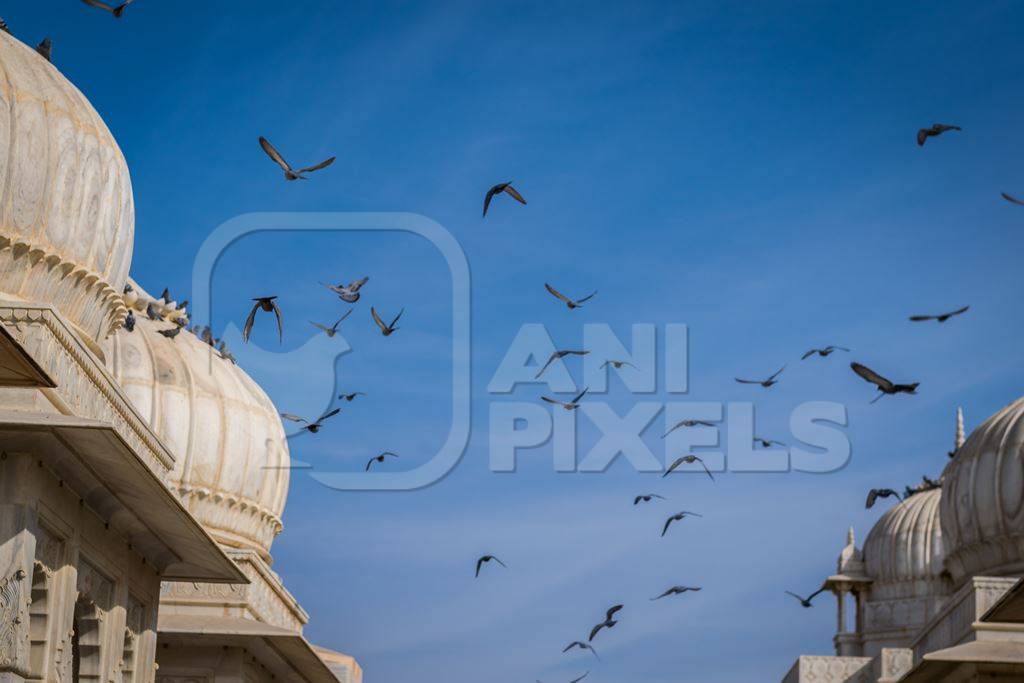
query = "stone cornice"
xmin=0 ymin=237 xmax=128 ymax=342
xmin=0 ymin=302 xmax=173 ymax=474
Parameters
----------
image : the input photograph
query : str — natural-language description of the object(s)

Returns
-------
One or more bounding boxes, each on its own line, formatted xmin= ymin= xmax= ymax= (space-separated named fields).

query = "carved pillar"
xmin=0 ymin=496 xmax=36 ymax=681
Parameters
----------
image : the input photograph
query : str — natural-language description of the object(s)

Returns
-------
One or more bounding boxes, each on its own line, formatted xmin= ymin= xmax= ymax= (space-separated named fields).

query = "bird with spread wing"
xmin=310 ymin=309 xmax=351 ymax=338
xmin=482 ymin=182 xmax=526 ymax=217
xmin=81 ymin=0 xmax=135 ymax=18
xmin=588 ymin=605 xmax=622 ymax=642
xmin=243 ymin=297 xmax=283 ymax=344
xmin=786 ymin=587 xmax=826 ymax=608
xmin=735 ymin=366 xmax=786 ymax=388
xmin=850 ymin=362 xmax=919 ymax=403
xmin=535 ymin=349 xmax=589 ymax=378
xmin=280 ymin=408 xmax=340 ymax=434
xmin=917 ymin=123 xmax=961 ymax=146
xmin=661 ymin=510 xmax=702 ymax=537
xmin=365 ymin=451 xmax=399 ymax=471
xmin=909 ymin=305 xmax=969 ymax=323
xmin=866 ymin=488 xmax=903 ymax=509
xmin=544 ymin=283 xmax=596 ymax=310
xmin=541 ymin=387 xmax=588 ymax=411
xmin=663 ymin=454 xmax=714 ymax=481
xmin=474 ymin=555 xmax=507 ymax=577
xmin=371 ymin=307 xmax=403 ymax=336
xmin=802 ymin=345 xmax=849 ymax=360
xmin=321 ymin=276 xmax=369 ymax=303
xmin=651 ymin=585 xmax=702 ymax=600
xmin=258 ymin=136 xmax=335 ymax=181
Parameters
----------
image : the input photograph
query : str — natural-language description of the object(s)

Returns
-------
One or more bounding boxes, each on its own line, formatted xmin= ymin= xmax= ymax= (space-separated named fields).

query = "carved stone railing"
xmin=0 ymin=302 xmax=175 ymax=477
xmin=781 ymin=655 xmax=873 ymax=683
xmin=910 ymin=576 xmax=1017 ymax=664
xmin=873 ymin=647 xmax=912 ymax=682
xmin=160 ymin=549 xmax=308 ymax=633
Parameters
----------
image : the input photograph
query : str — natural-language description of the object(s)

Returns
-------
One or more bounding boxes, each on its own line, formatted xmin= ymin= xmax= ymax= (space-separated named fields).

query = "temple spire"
xmin=846 ymin=526 xmax=855 ymax=546
xmin=956 ymin=407 xmax=965 ymax=450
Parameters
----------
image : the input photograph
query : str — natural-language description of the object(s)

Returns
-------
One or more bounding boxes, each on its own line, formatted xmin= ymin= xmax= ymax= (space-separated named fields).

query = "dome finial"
xmin=955 ymin=406 xmax=965 ymax=450
xmin=847 ymin=526 xmax=855 ymax=545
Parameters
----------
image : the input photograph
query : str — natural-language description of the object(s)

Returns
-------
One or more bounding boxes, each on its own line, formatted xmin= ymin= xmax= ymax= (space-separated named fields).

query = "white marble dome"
xmin=864 ymin=488 xmax=947 ymax=601
xmin=0 ymin=31 xmax=134 ymax=343
xmin=941 ymin=395 xmax=1024 ymax=584
xmin=104 ymin=284 xmax=289 ymax=560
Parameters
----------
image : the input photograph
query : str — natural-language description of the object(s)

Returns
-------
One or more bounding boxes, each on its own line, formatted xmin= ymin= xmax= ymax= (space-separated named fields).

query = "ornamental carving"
xmin=0 ymin=569 xmax=27 ymax=669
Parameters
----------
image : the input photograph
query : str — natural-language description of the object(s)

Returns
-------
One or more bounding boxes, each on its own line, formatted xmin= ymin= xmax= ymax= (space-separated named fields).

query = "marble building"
xmin=0 ymin=29 xmax=360 ymax=683
xmin=783 ymin=403 xmax=1024 ymax=682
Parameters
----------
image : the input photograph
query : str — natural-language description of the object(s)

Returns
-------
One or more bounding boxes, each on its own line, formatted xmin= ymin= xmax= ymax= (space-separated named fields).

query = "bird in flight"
xmin=36 ymin=38 xmax=52 ymax=62
xmin=786 ymin=587 xmax=827 ymax=608
xmin=735 ymin=366 xmax=785 ymax=388
xmin=371 ymin=307 xmax=403 ymax=336
xmin=850 ymin=362 xmax=920 ymax=403
xmin=482 ymin=182 xmax=526 ymax=217
xmin=338 ymin=392 xmax=365 ymax=402
xmin=544 ymin=283 xmax=597 ymax=310
xmin=81 ymin=0 xmax=135 ymax=18
xmin=310 ymin=310 xmax=352 ymax=337
xmin=588 ymin=605 xmax=623 ymax=642
xmin=541 ymin=387 xmax=588 ymax=411
xmin=562 ymin=641 xmax=599 ymax=659
xmin=909 ymin=305 xmax=969 ymax=323
xmin=917 ymin=123 xmax=961 ymax=146
xmin=258 ymin=136 xmax=335 ymax=181
xmin=754 ymin=437 xmax=786 ymax=448
xmin=1002 ymin=192 xmax=1024 ymax=206
xmin=321 ymin=276 xmax=369 ymax=303
xmin=475 ymin=555 xmax=507 ymax=577
xmin=663 ymin=455 xmax=714 ymax=481
xmin=662 ymin=419 xmax=715 ymax=439
xmin=280 ymin=408 xmax=341 ymax=434
xmin=243 ymin=297 xmax=283 ymax=344
xmin=650 ymin=585 xmax=702 ymax=600
xmin=633 ymin=493 xmax=666 ymax=506
xmin=662 ymin=511 xmax=702 ymax=537
xmin=601 ymin=359 xmax=637 ymax=370
xmin=365 ymin=451 xmax=399 ymax=471
xmin=539 ymin=673 xmax=590 ymax=683
xmin=866 ymin=488 xmax=903 ymax=509
xmin=801 ymin=345 xmax=849 ymax=360
xmin=535 ymin=350 xmax=589 ymax=378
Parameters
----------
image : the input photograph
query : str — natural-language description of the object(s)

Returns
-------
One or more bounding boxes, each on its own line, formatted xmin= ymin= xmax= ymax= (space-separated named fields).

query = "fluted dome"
xmin=104 ymin=285 xmax=289 ymax=560
xmin=864 ymin=489 xmax=947 ymax=601
xmin=942 ymin=396 xmax=1024 ymax=584
xmin=0 ymin=31 xmax=134 ymax=344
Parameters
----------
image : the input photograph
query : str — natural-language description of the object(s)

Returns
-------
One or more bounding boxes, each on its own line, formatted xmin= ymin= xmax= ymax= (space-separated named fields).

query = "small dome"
xmin=941 ymin=396 xmax=1024 ymax=584
xmin=864 ymin=488 xmax=947 ymax=601
xmin=105 ymin=285 xmax=289 ymax=560
xmin=0 ymin=32 xmax=134 ymax=342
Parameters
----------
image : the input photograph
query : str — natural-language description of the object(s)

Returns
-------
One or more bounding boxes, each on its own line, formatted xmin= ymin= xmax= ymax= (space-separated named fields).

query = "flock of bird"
xmin=4 ymin=4 xmax=1022 ymax=679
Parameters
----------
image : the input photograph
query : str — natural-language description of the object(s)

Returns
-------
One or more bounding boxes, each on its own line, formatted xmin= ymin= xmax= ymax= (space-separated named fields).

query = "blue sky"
xmin=9 ymin=1 xmax=1024 ymax=680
